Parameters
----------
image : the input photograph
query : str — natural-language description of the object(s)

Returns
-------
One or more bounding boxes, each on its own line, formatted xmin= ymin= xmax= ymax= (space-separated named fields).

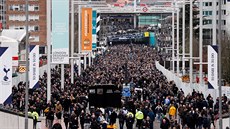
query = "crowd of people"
xmin=2 ymin=44 xmax=230 ymax=129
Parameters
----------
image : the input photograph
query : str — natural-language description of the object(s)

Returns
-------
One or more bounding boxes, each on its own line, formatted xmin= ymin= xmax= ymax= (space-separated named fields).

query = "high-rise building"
xmin=202 ymin=0 xmax=230 ymax=42
xmin=5 ymin=0 xmax=47 ymax=51
xmin=0 ymin=0 xmax=6 ymax=29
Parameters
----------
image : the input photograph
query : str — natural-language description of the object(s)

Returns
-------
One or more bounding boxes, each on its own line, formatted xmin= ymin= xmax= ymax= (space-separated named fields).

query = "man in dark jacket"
xmin=69 ymin=112 xmax=78 ymax=129
xmin=160 ymin=118 xmax=170 ymax=129
xmin=110 ymin=110 xmax=117 ymax=125
xmin=63 ymin=111 xmax=70 ymax=129
xmin=46 ymin=107 xmax=55 ymax=128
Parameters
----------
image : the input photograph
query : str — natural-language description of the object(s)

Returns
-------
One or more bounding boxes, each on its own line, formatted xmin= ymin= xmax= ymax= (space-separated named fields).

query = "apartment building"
xmin=5 ymin=0 xmax=46 ymax=51
xmin=0 ymin=0 xmax=6 ymax=29
xmin=202 ymin=0 xmax=230 ymax=40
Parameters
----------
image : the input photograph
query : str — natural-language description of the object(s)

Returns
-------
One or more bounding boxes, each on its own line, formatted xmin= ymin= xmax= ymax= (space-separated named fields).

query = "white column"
xmin=212 ymin=0 xmax=217 ymax=45
xmin=134 ymin=14 xmax=137 ymax=29
xmin=61 ymin=64 xmax=64 ymax=89
xmin=84 ymin=54 xmax=87 ymax=70
xmin=78 ymin=5 xmax=81 ymax=75
xmin=199 ymin=0 xmax=203 ymax=86
xmin=46 ymin=0 xmax=51 ymax=102
xmin=134 ymin=0 xmax=137 ymax=12
xmin=89 ymin=52 xmax=91 ymax=67
xmin=172 ymin=9 xmax=175 ymax=72
xmin=70 ymin=0 xmax=74 ymax=84
xmin=182 ymin=0 xmax=186 ymax=75
xmin=176 ymin=3 xmax=180 ymax=76
xmin=189 ymin=0 xmax=193 ymax=87
xmin=78 ymin=57 xmax=81 ymax=76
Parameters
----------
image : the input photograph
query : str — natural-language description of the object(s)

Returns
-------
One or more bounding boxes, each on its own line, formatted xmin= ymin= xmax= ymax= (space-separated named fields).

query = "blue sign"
xmin=52 ymin=0 xmax=69 ymax=64
xmin=122 ymin=87 xmax=131 ymax=97
xmin=92 ymin=10 xmax=97 ymax=50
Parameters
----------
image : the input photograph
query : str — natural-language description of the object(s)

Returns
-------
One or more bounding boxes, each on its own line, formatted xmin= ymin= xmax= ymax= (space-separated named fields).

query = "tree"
xmin=179 ymin=0 xmax=200 ymax=55
xmin=221 ymin=35 xmax=230 ymax=84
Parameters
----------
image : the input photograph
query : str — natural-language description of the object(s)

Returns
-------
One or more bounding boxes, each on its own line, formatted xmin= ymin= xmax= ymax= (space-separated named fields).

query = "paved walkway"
xmin=38 ymin=117 xmax=218 ymax=129
xmin=38 ymin=117 xmax=161 ymax=129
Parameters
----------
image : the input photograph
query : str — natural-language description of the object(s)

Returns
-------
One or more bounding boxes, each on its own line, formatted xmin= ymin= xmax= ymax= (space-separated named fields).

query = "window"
xmin=222 ymin=10 xmax=226 ymax=15
xmin=19 ymin=5 xmax=25 ymax=11
xmin=34 ymin=5 xmax=39 ymax=11
xmin=222 ymin=20 xmax=226 ymax=25
xmin=19 ymin=26 xmax=24 ymax=29
xmin=209 ymin=2 xmax=212 ymax=6
xmin=39 ymin=46 xmax=45 ymax=54
xmin=14 ymin=5 xmax=19 ymax=11
xmin=34 ymin=26 xmax=39 ymax=31
xmin=9 ymin=5 xmax=13 ymax=10
xmin=205 ymin=2 xmax=209 ymax=6
xmin=209 ymin=11 xmax=212 ymax=15
xmin=34 ymin=36 xmax=39 ymax=42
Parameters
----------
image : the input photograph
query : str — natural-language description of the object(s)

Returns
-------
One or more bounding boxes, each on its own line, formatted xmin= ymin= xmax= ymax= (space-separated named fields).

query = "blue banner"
xmin=149 ymin=32 xmax=156 ymax=47
xmin=92 ymin=10 xmax=97 ymax=50
xmin=52 ymin=0 xmax=69 ymax=64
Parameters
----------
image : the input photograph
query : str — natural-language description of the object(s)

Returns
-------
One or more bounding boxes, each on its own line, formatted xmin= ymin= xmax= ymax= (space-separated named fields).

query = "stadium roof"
xmin=73 ymin=0 xmax=175 ymax=14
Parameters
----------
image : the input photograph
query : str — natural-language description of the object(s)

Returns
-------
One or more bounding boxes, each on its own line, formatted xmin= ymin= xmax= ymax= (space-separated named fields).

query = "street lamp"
xmin=25 ymin=0 xmax=29 ymax=128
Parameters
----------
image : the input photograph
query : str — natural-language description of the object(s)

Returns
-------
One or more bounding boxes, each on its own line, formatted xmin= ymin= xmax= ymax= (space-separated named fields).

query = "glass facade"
xmin=138 ymin=15 xmax=161 ymax=27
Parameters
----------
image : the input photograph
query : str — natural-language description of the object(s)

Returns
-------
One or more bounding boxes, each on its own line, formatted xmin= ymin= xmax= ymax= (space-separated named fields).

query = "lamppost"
xmin=25 ymin=0 xmax=29 ymax=128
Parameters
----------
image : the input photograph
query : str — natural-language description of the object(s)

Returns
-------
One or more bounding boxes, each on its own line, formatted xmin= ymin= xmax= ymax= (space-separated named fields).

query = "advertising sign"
xmin=81 ymin=8 xmax=92 ymax=51
xmin=0 ymin=47 xmax=12 ymax=104
xmin=52 ymin=0 xmax=69 ymax=64
xmin=208 ymin=45 xmax=218 ymax=89
xmin=29 ymin=45 xmax=39 ymax=89
xmin=92 ymin=10 xmax=97 ymax=50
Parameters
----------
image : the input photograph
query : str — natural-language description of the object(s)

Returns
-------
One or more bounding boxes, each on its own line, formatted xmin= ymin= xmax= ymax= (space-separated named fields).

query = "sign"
xmin=142 ymin=7 xmax=148 ymax=12
xmin=29 ymin=45 xmax=39 ymax=89
xmin=208 ymin=45 xmax=218 ymax=89
xmin=52 ymin=0 xmax=69 ymax=64
xmin=19 ymin=66 xmax=26 ymax=73
xmin=88 ymin=84 xmax=121 ymax=108
xmin=92 ymin=10 xmax=97 ymax=50
xmin=0 ymin=47 xmax=12 ymax=104
xmin=122 ymin=84 xmax=131 ymax=97
xmin=144 ymin=32 xmax=149 ymax=37
xmin=122 ymin=86 xmax=131 ymax=97
xmin=81 ymin=8 xmax=92 ymax=51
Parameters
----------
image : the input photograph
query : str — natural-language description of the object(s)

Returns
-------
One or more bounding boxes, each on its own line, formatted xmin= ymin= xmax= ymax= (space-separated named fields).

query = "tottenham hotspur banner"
xmin=0 ymin=47 xmax=12 ymax=104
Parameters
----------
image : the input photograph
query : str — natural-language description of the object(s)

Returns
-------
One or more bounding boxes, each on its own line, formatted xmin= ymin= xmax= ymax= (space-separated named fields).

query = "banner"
xmin=208 ymin=45 xmax=218 ymax=89
xmin=29 ymin=45 xmax=39 ymax=89
xmin=81 ymin=8 xmax=92 ymax=51
xmin=0 ymin=47 xmax=12 ymax=104
xmin=92 ymin=10 xmax=97 ymax=50
xmin=52 ymin=0 xmax=69 ymax=64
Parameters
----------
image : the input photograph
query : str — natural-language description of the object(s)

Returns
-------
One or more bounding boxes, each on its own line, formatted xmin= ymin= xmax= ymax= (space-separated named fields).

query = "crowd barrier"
xmin=0 ymin=107 xmax=33 ymax=129
xmin=155 ymin=61 xmax=230 ymax=100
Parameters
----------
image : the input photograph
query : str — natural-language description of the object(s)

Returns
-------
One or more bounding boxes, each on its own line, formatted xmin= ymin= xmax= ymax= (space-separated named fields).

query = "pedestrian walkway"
xmin=39 ymin=117 xmax=161 ymax=129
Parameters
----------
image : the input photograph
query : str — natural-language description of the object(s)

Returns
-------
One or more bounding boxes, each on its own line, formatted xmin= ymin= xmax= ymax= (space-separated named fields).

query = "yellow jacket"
xmin=169 ymin=106 xmax=176 ymax=116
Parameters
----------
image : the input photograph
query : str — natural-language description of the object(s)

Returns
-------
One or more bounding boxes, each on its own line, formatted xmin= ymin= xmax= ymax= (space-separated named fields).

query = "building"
xmin=202 ymin=0 xmax=230 ymax=42
xmin=5 ymin=0 xmax=46 ymax=53
xmin=0 ymin=0 xmax=6 ymax=29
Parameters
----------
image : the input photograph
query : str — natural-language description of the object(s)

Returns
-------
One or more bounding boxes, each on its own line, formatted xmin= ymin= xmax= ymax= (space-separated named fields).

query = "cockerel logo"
xmin=3 ymin=65 xmax=10 ymax=81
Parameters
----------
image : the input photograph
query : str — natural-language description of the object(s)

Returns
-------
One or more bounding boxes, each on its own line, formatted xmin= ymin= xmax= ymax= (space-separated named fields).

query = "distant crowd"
xmin=3 ymin=44 xmax=230 ymax=129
